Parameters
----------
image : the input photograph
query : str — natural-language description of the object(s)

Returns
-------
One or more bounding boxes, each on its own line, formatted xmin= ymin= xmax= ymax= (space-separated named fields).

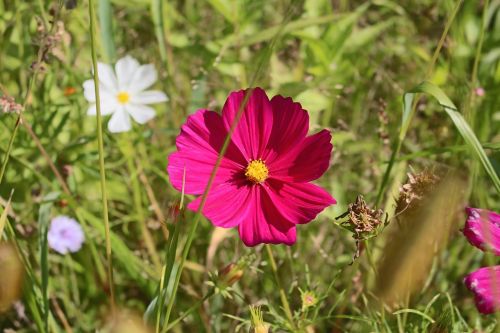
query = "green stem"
xmin=265 ymin=244 xmax=296 ymax=330
xmin=375 ymin=0 xmax=463 ymax=206
xmin=0 ymin=118 xmax=21 ymax=185
xmin=36 ymin=0 xmax=49 ymax=29
xmin=88 ymin=0 xmax=115 ymax=314
xmin=163 ymin=290 xmax=214 ymax=332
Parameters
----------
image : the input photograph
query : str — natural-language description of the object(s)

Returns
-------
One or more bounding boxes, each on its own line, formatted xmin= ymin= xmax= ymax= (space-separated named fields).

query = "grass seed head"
xmin=0 ymin=243 xmax=24 ymax=313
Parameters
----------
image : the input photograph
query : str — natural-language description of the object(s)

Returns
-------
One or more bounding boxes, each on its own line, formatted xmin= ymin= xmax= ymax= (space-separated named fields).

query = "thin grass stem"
xmin=265 ymin=244 xmax=296 ymax=330
xmin=88 ymin=0 xmax=115 ymax=314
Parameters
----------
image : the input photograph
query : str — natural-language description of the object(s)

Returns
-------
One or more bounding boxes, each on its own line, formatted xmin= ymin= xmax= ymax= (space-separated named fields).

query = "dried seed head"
xmin=396 ymin=169 xmax=440 ymax=215
xmin=337 ymin=195 xmax=386 ymax=262
xmin=344 ymin=195 xmax=385 ymax=240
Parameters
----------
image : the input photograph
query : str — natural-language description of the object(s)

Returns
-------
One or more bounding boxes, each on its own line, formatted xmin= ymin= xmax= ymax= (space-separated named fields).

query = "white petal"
xmin=87 ymin=89 xmax=118 ymax=116
xmin=83 ymin=79 xmax=96 ymax=102
xmin=83 ymin=80 xmax=117 ymax=107
xmin=95 ymin=63 xmax=118 ymax=92
xmin=115 ymin=55 xmax=140 ymax=91
xmin=126 ymin=104 xmax=156 ymax=124
xmin=130 ymin=90 xmax=168 ymax=104
xmin=87 ymin=104 xmax=97 ymax=115
xmin=108 ymin=107 xmax=132 ymax=133
xmin=86 ymin=98 xmax=117 ymax=116
xmin=129 ymin=64 xmax=158 ymax=93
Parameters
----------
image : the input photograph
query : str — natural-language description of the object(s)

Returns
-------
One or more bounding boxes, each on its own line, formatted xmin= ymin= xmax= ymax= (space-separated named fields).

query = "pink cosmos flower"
xmin=464 ymin=266 xmax=500 ymax=314
xmin=463 ymin=208 xmax=500 ymax=256
xmin=167 ymin=88 xmax=336 ymax=246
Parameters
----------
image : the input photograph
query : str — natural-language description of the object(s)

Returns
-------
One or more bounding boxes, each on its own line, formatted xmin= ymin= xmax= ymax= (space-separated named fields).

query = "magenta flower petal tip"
xmin=463 ymin=207 xmax=500 ymax=256
xmin=464 ymin=266 xmax=500 ymax=314
xmin=167 ymin=87 xmax=336 ymax=246
xmin=48 ymin=215 xmax=85 ymax=255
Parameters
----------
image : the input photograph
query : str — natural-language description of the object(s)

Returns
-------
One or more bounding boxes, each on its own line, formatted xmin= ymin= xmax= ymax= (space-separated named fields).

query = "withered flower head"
xmin=336 ymin=195 xmax=386 ymax=262
xmin=396 ymin=169 xmax=440 ymax=214
xmin=341 ymin=195 xmax=385 ymax=241
xmin=0 ymin=95 xmax=22 ymax=114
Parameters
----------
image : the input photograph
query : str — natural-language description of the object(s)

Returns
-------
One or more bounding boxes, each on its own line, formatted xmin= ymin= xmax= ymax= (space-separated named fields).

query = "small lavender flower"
xmin=48 ymin=216 xmax=84 ymax=254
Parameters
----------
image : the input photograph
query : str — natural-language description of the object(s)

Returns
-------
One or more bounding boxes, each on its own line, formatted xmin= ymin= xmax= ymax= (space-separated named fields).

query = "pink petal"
xmin=265 ymin=180 xmax=336 ymax=225
xmin=187 ymin=178 xmax=252 ymax=228
xmin=269 ymin=129 xmax=332 ymax=183
xmin=222 ymin=88 xmax=273 ymax=160
xmin=464 ymin=266 xmax=500 ymax=314
xmin=263 ymin=95 xmax=309 ymax=163
xmin=238 ymin=186 xmax=296 ymax=247
xmin=463 ymin=208 xmax=500 ymax=256
xmin=167 ymin=109 xmax=245 ymax=195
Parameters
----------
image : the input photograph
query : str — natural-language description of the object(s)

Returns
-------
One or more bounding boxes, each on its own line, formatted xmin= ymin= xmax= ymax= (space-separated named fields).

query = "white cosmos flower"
xmin=83 ymin=55 xmax=168 ymax=133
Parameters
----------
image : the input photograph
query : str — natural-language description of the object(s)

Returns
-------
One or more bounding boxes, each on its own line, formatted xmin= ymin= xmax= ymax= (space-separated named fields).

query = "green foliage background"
xmin=0 ymin=0 xmax=500 ymax=331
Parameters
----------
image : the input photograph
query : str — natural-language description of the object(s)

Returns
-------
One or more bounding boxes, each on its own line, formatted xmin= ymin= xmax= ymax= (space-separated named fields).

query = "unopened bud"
xmin=219 ymin=263 xmax=243 ymax=287
xmin=249 ymin=305 xmax=269 ymax=333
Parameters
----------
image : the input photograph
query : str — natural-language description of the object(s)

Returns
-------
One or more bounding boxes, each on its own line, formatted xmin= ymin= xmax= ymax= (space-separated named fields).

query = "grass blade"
xmin=98 ymin=0 xmax=116 ymax=62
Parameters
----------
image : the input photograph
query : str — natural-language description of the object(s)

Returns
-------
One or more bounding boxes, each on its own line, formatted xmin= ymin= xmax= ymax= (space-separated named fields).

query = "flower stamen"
xmin=116 ymin=91 xmax=130 ymax=104
xmin=245 ymin=159 xmax=268 ymax=184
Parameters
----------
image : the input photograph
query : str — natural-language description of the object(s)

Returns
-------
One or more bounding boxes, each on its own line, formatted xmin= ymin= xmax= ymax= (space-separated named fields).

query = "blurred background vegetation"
xmin=0 ymin=0 xmax=499 ymax=331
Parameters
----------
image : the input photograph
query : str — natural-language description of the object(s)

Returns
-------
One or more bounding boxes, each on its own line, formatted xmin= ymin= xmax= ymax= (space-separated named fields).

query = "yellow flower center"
xmin=245 ymin=159 xmax=268 ymax=184
xmin=116 ymin=91 xmax=130 ymax=104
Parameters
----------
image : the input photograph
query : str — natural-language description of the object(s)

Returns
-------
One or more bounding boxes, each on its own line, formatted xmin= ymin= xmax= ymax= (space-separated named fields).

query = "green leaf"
xmin=206 ymin=0 xmax=237 ymax=24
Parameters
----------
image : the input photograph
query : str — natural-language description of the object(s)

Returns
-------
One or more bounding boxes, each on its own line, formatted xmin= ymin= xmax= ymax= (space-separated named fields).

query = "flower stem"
xmin=265 ymin=244 xmax=296 ymax=330
xmin=164 ymin=290 xmax=214 ymax=331
xmin=88 ymin=0 xmax=115 ymax=314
